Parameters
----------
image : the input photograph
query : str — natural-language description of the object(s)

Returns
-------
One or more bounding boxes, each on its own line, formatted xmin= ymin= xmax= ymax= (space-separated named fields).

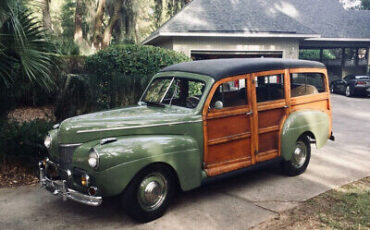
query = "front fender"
xmin=88 ymin=135 xmax=202 ymax=196
xmin=281 ymin=110 xmax=329 ymax=160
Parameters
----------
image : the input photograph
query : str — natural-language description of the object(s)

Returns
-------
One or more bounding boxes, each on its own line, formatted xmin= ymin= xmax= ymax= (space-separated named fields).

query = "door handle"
xmin=246 ymin=111 xmax=253 ymax=116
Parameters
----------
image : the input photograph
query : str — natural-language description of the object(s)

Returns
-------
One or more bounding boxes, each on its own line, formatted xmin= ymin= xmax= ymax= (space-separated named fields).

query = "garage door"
xmin=191 ymin=51 xmax=283 ymax=60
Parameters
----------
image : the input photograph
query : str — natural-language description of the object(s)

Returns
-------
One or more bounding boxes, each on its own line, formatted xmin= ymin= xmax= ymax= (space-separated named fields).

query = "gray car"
xmin=330 ymin=75 xmax=370 ymax=97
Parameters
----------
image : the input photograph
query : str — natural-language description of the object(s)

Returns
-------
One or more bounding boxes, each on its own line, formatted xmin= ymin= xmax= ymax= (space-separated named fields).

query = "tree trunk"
xmin=74 ymin=0 xmax=84 ymax=43
xmin=92 ymin=0 xmax=107 ymax=49
xmin=102 ymin=0 xmax=123 ymax=48
xmin=181 ymin=0 xmax=192 ymax=7
xmin=42 ymin=0 xmax=52 ymax=31
xmin=153 ymin=0 xmax=163 ymax=29
xmin=123 ymin=0 xmax=137 ymax=42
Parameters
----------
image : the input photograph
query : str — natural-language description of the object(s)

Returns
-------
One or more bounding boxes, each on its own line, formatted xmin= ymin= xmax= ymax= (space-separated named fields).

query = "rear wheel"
xmin=283 ymin=136 xmax=311 ymax=176
xmin=345 ymin=86 xmax=352 ymax=97
xmin=122 ymin=165 xmax=175 ymax=222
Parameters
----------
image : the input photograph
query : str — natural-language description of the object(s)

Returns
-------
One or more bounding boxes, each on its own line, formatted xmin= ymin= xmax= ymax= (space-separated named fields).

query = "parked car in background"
xmin=330 ymin=75 xmax=370 ymax=97
xmin=39 ymin=58 xmax=334 ymax=222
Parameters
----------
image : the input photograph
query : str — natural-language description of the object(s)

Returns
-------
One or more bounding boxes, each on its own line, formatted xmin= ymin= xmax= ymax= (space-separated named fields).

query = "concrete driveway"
xmin=0 ymin=94 xmax=369 ymax=230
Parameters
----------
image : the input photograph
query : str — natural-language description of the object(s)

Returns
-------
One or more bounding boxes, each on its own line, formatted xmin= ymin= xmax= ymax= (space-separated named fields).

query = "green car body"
xmin=45 ymin=71 xmax=330 ymax=197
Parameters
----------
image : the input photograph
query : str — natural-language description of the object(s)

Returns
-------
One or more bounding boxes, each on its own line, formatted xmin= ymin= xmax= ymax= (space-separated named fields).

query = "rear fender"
xmin=281 ymin=110 xmax=329 ymax=160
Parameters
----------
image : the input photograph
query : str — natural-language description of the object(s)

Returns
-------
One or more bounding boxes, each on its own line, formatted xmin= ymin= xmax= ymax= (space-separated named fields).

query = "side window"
xmin=291 ymin=73 xmax=326 ymax=97
xmin=210 ymin=79 xmax=247 ymax=109
xmin=162 ymin=78 xmax=205 ymax=108
xmin=255 ymin=74 xmax=285 ymax=103
xmin=344 ymin=75 xmax=353 ymax=81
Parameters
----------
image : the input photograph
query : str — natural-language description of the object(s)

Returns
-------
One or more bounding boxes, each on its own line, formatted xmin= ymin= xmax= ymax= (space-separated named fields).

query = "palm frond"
xmin=0 ymin=0 xmax=58 ymax=91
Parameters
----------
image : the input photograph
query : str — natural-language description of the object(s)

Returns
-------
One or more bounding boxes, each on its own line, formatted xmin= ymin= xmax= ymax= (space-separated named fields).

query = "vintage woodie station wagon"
xmin=40 ymin=58 xmax=334 ymax=222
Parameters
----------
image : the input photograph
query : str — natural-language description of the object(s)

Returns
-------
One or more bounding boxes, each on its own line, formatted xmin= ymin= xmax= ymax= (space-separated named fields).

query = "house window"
xmin=255 ymin=75 xmax=284 ymax=102
xmin=290 ymin=73 xmax=325 ymax=97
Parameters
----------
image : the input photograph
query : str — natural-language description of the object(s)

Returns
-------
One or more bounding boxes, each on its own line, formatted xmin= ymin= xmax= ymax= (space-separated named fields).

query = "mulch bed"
xmin=0 ymin=106 xmax=54 ymax=188
xmin=7 ymin=106 xmax=55 ymax=123
xmin=0 ymin=165 xmax=39 ymax=188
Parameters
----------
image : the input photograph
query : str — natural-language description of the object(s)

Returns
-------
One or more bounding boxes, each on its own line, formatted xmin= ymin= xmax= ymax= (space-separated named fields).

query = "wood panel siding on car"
xmin=202 ymin=67 xmax=332 ymax=177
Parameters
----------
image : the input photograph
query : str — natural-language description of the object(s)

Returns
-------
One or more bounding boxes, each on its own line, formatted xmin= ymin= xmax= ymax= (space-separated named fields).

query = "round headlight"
xmin=88 ymin=148 xmax=99 ymax=169
xmin=44 ymin=134 xmax=52 ymax=149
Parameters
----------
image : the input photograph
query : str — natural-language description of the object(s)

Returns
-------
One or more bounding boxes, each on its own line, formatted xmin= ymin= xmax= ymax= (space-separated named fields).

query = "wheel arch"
xmin=127 ymin=162 xmax=182 ymax=192
xmin=280 ymin=110 xmax=329 ymax=161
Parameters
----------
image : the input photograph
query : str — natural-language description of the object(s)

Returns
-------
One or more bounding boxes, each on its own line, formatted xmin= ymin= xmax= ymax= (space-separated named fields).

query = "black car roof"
xmin=160 ymin=58 xmax=325 ymax=81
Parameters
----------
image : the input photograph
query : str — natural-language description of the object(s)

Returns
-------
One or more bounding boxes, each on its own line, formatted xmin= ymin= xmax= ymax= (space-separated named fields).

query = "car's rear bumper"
xmin=354 ymin=85 xmax=370 ymax=94
xmin=39 ymin=160 xmax=102 ymax=207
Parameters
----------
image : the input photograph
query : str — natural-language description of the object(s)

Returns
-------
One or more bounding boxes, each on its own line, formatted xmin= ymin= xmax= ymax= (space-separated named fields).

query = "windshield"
xmin=142 ymin=77 xmax=205 ymax=109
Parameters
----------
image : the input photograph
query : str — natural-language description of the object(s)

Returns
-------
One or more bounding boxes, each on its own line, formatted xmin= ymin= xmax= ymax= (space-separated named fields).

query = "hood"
xmin=57 ymin=105 xmax=201 ymax=144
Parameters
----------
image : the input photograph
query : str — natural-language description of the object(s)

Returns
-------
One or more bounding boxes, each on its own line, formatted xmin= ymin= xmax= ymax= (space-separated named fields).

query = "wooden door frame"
xmin=202 ymin=74 xmax=255 ymax=175
xmin=251 ymin=69 xmax=288 ymax=160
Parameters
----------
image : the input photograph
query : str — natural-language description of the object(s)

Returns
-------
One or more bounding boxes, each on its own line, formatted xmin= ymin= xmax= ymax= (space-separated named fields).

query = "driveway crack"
xmin=218 ymin=192 xmax=282 ymax=215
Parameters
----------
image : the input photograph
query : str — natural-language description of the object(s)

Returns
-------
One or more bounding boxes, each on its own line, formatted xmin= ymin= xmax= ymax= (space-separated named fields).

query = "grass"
xmin=318 ymin=177 xmax=369 ymax=229
xmin=252 ymin=177 xmax=370 ymax=230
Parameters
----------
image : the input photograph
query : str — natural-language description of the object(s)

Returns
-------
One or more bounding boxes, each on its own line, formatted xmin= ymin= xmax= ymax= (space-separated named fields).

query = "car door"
xmin=202 ymin=76 xmax=256 ymax=176
xmin=251 ymin=70 xmax=288 ymax=162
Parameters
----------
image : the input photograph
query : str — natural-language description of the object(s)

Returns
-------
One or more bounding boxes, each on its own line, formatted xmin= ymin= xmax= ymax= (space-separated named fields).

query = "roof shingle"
xmin=145 ymin=0 xmax=370 ymax=43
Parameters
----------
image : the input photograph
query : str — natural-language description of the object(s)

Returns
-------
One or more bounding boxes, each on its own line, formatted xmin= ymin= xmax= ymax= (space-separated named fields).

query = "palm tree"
xmin=0 ymin=0 xmax=57 ymax=90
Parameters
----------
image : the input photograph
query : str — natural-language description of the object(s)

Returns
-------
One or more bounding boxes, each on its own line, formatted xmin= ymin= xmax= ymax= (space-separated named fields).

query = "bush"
xmin=0 ymin=119 xmax=53 ymax=169
xmin=84 ymin=44 xmax=191 ymax=110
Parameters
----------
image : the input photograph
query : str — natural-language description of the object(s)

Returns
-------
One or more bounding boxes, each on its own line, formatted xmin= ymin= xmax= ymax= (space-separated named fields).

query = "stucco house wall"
xmin=168 ymin=37 xmax=300 ymax=59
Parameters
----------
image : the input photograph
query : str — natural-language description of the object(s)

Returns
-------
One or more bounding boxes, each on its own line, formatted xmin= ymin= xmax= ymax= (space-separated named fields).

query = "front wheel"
xmin=283 ymin=136 xmax=311 ymax=176
xmin=121 ymin=166 xmax=175 ymax=222
xmin=330 ymin=84 xmax=335 ymax=94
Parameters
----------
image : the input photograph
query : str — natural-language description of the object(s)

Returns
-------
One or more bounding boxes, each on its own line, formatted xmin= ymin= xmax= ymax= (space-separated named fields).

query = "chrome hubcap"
xmin=138 ymin=172 xmax=167 ymax=211
xmin=292 ymin=141 xmax=307 ymax=169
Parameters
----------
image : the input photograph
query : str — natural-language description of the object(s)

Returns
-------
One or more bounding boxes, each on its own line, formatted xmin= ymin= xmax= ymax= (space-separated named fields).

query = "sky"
xmin=339 ymin=0 xmax=361 ymax=9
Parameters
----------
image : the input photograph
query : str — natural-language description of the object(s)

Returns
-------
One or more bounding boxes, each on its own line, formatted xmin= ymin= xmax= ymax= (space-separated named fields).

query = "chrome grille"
xmin=58 ymin=145 xmax=79 ymax=169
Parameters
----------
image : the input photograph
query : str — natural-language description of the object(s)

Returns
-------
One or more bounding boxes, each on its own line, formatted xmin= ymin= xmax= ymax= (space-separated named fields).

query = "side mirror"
xmin=214 ymin=100 xmax=223 ymax=109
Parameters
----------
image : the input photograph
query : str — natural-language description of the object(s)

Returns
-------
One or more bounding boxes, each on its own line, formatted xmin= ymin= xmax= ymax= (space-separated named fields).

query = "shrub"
xmin=84 ymin=44 xmax=191 ymax=110
xmin=0 ymin=119 xmax=53 ymax=169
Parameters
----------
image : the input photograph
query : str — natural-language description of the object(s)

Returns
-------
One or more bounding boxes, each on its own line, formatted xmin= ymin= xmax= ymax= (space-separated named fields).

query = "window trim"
xmin=142 ymin=76 xmax=206 ymax=109
xmin=288 ymin=68 xmax=329 ymax=99
xmin=254 ymin=73 xmax=285 ymax=103
xmin=207 ymin=76 xmax=249 ymax=112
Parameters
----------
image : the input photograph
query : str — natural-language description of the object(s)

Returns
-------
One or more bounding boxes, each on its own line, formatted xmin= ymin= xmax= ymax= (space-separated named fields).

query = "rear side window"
xmin=290 ymin=73 xmax=326 ymax=97
xmin=255 ymin=74 xmax=285 ymax=103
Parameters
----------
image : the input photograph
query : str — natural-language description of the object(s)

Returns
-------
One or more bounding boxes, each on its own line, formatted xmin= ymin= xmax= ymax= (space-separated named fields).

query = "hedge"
xmin=55 ymin=45 xmax=191 ymax=120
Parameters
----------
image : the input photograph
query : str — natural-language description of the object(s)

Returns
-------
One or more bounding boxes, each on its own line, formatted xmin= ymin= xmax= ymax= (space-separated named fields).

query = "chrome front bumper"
xmin=39 ymin=161 xmax=103 ymax=207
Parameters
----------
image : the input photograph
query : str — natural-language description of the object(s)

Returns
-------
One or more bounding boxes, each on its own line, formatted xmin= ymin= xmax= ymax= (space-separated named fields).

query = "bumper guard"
xmin=39 ymin=161 xmax=102 ymax=207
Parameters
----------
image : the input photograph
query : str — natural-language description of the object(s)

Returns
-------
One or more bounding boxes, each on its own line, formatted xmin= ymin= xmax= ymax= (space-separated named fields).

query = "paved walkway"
xmin=0 ymin=94 xmax=369 ymax=230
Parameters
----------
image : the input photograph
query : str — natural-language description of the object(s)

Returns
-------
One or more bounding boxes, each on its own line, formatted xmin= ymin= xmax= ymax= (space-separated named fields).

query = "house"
xmin=143 ymin=0 xmax=370 ymax=81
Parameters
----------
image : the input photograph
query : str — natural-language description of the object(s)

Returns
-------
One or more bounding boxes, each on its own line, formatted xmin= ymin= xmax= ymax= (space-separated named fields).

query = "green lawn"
xmin=252 ymin=177 xmax=370 ymax=230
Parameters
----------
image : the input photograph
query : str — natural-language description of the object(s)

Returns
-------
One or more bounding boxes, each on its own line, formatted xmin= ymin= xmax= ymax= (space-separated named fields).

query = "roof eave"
xmin=142 ymin=32 xmax=321 ymax=45
xmin=305 ymin=38 xmax=370 ymax=42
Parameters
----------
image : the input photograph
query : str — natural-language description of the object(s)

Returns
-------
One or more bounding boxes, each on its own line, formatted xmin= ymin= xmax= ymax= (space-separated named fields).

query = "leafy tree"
xmin=360 ymin=0 xmax=370 ymax=9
